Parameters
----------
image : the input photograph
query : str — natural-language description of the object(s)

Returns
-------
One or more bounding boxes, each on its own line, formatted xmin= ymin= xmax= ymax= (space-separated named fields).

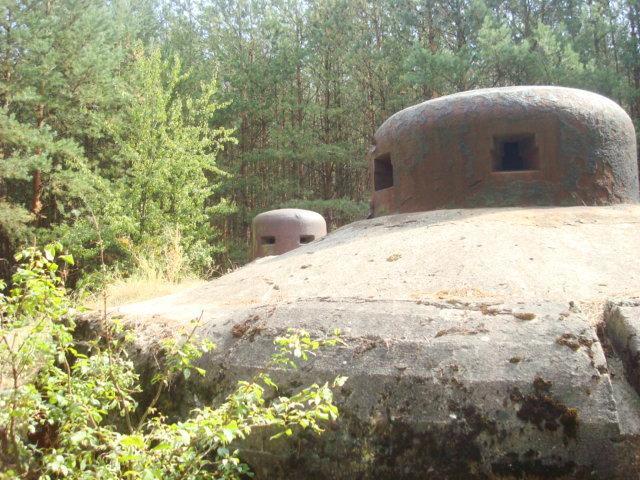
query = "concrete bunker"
xmin=251 ymin=208 xmax=327 ymax=258
xmin=113 ymin=86 xmax=640 ymax=480
xmin=369 ymin=86 xmax=639 ymax=216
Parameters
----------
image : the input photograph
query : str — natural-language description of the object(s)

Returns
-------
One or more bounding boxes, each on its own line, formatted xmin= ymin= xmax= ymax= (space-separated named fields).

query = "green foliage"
xmin=0 ymin=0 xmax=134 ymax=269
xmin=0 ymin=246 xmax=346 ymax=479
xmin=51 ymin=47 xmax=237 ymax=283
xmin=3 ymin=0 xmax=640 ymax=279
xmin=0 ymin=1 xmax=236 ymax=283
xmin=111 ymin=49 xmax=236 ymax=274
xmin=272 ymin=327 xmax=345 ymax=369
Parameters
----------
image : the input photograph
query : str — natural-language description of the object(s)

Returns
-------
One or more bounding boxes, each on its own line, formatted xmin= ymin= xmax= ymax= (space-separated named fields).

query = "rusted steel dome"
xmin=370 ymin=86 xmax=639 ymax=216
xmin=251 ymin=208 xmax=326 ymax=258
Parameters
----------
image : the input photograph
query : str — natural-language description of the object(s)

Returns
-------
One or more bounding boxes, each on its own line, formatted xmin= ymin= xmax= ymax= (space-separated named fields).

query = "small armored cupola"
xmin=251 ymin=208 xmax=327 ymax=259
xmin=369 ymin=86 xmax=640 ymax=217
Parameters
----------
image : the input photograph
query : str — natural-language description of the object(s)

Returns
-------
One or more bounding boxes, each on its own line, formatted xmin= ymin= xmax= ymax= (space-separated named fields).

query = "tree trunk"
xmin=31 ymin=102 xmax=45 ymax=219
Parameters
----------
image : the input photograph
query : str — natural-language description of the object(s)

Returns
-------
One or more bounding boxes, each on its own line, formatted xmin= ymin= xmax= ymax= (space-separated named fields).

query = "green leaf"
xmin=60 ymin=255 xmax=75 ymax=265
xmin=69 ymin=431 xmax=87 ymax=444
xmin=333 ymin=376 xmax=348 ymax=387
xmin=120 ymin=434 xmax=146 ymax=449
xmin=221 ymin=428 xmax=235 ymax=443
xmin=151 ymin=442 xmax=172 ymax=451
xmin=44 ymin=246 xmax=55 ymax=261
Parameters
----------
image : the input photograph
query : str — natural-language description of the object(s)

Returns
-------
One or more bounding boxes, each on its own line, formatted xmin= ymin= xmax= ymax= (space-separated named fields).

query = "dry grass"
xmin=83 ymin=276 xmax=206 ymax=309
xmin=85 ymin=227 xmax=207 ymax=309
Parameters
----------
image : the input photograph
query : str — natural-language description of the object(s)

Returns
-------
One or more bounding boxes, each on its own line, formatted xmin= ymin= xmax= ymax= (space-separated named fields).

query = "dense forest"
xmin=1 ymin=0 xmax=640 ymax=286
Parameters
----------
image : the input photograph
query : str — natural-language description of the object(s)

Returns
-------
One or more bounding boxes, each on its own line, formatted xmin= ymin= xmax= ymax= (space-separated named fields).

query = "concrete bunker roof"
xmin=117 ymin=205 xmax=640 ymax=326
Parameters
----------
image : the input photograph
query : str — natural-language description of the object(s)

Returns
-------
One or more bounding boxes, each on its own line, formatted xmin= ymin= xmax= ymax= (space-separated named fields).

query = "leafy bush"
xmin=0 ymin=245 xmax=346 ymax=479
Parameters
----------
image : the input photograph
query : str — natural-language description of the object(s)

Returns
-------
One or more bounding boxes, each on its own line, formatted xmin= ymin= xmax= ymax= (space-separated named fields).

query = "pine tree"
xmin=0 ymin=0 xmax=137 ymax=275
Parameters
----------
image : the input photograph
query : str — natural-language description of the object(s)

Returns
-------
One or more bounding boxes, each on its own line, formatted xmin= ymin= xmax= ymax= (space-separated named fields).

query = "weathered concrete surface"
xmin=111 ymin=205 xmax=640 ymax=478
xmin=119 ymin=298 xmax=640 ymax=479
xmin=252 ymin=208 xmax=327 ymax=258
xmin=369 ymin=87 xmax=639 ymax=216
xmin=208 ymin=299 xmax=639 ymax=479
xmin=118 ymin=205 xmax=640 ymax=330
xmin=605 ymin=301 xmax=640 ymax=396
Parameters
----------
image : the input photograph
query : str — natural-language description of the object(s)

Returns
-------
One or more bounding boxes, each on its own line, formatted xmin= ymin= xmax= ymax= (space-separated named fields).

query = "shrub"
xmin=0 ymin=244 xmax=346 ymax=479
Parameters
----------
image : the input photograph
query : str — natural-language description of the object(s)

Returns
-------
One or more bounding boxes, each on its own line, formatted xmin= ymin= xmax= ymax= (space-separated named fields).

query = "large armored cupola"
xmin=370 ymin=86 xmax=640 ymax=217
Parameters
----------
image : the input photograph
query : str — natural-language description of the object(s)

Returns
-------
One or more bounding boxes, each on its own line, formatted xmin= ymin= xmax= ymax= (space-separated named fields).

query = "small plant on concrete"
xmin=0 ymin=244 xmax=345 ymax=479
